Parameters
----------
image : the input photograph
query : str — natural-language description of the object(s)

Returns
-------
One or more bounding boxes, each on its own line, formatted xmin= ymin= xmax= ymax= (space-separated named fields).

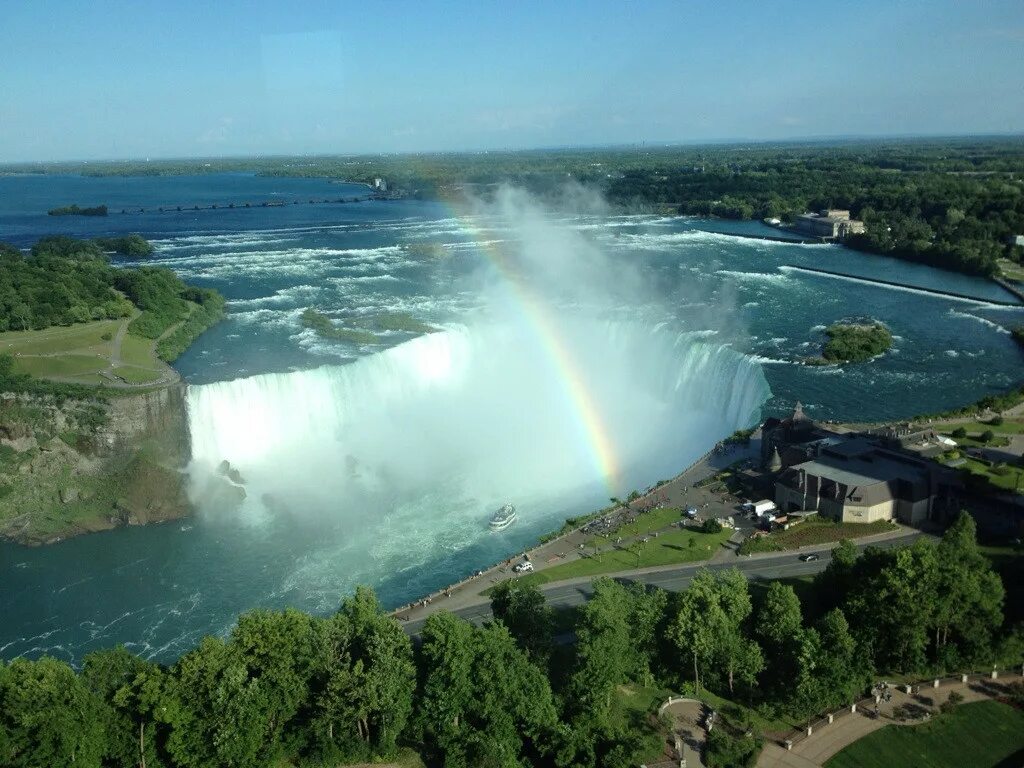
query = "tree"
xmin=414 ymin=613 xmax=476 ymax=760
xmin=931 ymin=513 xmax=1005 ymax=667
xmin=336 ymin=586 xmax=416 ymax=756
xmin=162 ymin=637 xmax=272 ymax=768
xmin=669 ymin=570 xmax=762 ymax=696
xmin=754 ymin=582 xmax=804 ymax=698
xmin=567 ymin=578 xmax=633 ymax=720
xmin=490 ymin=579 xmax=555 ymax=666
xmin=229 ymin=608 xmax=317 ymax=757
xmin=82 ymin=646 xmax=167 ymax=768
xmin=844 ymin=542 xmax=938 ymax=673
xmin=816 ymin=609 xmax=872 ymax=707
xmin=415 ymin=614 xmax=558 ymax=768
xmin=755 ymin=582 xmax=803 ymax=647
xmin=0 ymin=656 xmax=106 ymax=768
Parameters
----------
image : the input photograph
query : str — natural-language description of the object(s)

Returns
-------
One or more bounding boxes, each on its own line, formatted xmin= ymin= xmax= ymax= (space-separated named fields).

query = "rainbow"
xmin=439 ymin=203 xmax=622 ymax=494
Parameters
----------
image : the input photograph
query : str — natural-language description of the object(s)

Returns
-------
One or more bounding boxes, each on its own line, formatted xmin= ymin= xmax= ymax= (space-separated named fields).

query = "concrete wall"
xmin=840 ymin=499 xmax=894 ymax=524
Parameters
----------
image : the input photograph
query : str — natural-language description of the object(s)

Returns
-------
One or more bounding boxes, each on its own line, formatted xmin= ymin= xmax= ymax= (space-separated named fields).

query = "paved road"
xmin=401 ymin=530 xmax=924 ymax=636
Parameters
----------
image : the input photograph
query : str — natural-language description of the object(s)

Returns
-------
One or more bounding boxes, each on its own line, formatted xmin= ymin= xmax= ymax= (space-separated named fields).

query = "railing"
xmin=775 ymin=668 xmax=1024 ymax=751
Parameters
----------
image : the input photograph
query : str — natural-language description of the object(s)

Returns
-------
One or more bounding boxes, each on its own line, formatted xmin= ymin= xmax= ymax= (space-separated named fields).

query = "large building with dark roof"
xmin=761 ymin=403 xmax=960 ymax=525
xmin=774 ymin=435 xmax=960 ymax=525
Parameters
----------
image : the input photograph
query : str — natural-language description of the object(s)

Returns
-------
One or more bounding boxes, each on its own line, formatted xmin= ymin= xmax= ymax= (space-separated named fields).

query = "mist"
xmin=184 ymin=187 xmax=770 ymax=581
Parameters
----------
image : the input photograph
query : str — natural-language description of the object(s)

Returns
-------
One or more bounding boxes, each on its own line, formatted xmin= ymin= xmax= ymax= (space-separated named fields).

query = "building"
xmin=774 ymin=436 xmax=960 ymax=525
xmin=793 ymin=209 xmax=866 ymax=239
xmin=760 ymin=404 xmax=960 ymax=525
xmin=1008 ymin=234 xmax=1024 ymax=247
xmin=373 ymin=178 xmax=388 ymax=193
xmin=760 ymin=402 xmax=837 ymax=469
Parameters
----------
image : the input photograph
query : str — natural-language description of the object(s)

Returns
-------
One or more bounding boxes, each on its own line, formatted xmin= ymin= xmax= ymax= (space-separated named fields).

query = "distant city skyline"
xmin=2 ymin=0 xmax=1023 ymax=162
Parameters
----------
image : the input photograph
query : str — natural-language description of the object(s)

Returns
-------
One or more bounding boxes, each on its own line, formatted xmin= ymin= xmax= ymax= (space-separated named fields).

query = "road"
xmin=401 ymin=530 xmax=925 ymax=636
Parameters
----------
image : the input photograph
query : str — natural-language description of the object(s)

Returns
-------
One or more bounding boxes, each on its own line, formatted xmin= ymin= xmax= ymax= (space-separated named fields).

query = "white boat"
xmin=488 ymin=503 xmax=517 ymax=531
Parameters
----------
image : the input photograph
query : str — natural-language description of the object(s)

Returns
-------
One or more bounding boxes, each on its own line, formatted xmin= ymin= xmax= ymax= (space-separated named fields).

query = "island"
xmin=802 ymin=321 xmax=892 ymax=365
xmin=47 ymin=203 xmax=108 ymax=216
xmin=301 ymin=308 xmax=437 ymax=343
xmin=300 ymin=308 xmax=379 ymax=344
xmin=0 ymin=235 xmax=224 ymax=544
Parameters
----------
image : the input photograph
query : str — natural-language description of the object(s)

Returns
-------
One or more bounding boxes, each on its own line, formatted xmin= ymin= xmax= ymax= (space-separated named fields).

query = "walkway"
xmin=758 ymin=670 xmax=1024 ymax=768
xmin=661 ymin=698 xmax=709 ymax=768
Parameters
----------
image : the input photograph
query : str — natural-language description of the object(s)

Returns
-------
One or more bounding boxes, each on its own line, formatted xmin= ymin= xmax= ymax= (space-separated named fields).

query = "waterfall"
xmin=185 ymin=321 xmax=770 ymax=580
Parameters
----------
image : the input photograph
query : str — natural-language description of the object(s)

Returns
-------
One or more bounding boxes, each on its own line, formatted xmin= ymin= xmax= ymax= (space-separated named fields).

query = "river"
xmin=0 ymin=174 xmax=1020 ymax=664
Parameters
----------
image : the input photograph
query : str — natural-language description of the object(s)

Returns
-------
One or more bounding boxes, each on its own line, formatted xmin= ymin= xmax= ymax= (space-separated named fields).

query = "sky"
xmin=1 ymin=0 xmax=1023 ymax=162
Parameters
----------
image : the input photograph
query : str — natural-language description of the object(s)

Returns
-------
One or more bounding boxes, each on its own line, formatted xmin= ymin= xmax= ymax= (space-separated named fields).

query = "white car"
xmin=513 ymin=560 xmax=534 ymax=573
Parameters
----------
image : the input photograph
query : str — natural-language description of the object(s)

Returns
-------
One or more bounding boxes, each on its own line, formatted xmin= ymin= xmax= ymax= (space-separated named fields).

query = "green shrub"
xmin=702 ymin=518 xmax=724 ymax=534
xmin=706 ymin=727 xmax=762 ymax=768
xmin=981 ymin=430 xmax=995 ymax=443
xmin=951 ymin=427 xmax=967 ymax=438
xmin=940 ymin=690 xmax=964 ymax=715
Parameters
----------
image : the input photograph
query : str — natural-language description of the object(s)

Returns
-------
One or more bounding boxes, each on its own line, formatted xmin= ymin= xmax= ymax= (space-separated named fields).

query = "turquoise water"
xmin=0 ymin=174 xmax=1021 ymax=665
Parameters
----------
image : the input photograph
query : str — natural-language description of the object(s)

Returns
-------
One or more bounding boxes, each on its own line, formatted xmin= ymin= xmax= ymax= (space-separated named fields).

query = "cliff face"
xmin=0 ymin=384 xmax=192 ymax=545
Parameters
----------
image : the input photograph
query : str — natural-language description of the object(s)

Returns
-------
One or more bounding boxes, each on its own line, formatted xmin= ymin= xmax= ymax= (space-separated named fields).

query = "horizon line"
xmin=2 ymin=131 xmax=1024 ymax=168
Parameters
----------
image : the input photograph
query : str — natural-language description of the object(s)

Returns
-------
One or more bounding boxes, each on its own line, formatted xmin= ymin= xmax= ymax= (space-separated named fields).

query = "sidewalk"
xmin=758 ymin=671 xmax=1024 ymax=768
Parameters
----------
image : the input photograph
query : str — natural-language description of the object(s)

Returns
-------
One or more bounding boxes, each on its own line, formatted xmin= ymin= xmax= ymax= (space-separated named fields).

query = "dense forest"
xmin=0 ymin=236 xmax=223 ymax=360
xmin=0 ymin=513 xmax=1019 ymax=768
xmin=6 ymin=137 xmax=1024 ymax=277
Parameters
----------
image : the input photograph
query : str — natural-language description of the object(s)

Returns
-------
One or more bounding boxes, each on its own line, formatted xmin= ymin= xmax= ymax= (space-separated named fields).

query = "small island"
xmin=301 ymin=308 xmax=379 ymax=344
xmin=47 ymin=203 xmax=108 ymax=217
xmin=301 ymin=309 xmax=437 ymax=343
xmin=803 ymin=321 xmax=892 ymax=365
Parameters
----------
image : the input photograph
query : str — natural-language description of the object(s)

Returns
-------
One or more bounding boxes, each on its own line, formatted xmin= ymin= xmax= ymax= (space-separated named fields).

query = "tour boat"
xmin=488 ymin=503 xmax=517 ymax=531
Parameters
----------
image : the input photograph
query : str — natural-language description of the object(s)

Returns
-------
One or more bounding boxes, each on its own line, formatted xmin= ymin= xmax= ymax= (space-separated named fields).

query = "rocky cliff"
xmin=0 ymin=385 xmax=192 ymax=545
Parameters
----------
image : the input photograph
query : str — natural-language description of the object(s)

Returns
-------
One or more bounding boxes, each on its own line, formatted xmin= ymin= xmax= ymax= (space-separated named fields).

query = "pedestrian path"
xmin=758 ymin=670 xmax=1024 ymax=768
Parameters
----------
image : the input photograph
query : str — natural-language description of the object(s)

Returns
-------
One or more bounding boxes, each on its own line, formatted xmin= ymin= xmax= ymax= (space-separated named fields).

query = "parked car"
xmin=684 ymin=506 xmax=698 ymax=518
xmin=798 ymin=553 xmax=820 ymax=562
xmin=513 ymin=560 xmax=534 ymax=573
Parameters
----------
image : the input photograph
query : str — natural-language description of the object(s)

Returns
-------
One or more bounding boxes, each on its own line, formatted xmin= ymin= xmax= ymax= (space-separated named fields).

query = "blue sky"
xmin=1 ymin=0 xmax=1022 ymax=161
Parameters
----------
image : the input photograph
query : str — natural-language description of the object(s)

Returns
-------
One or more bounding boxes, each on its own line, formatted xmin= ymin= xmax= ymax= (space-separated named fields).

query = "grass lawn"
xmin=943 ymin=418 xmax=1024 ymax=436
xmin=997 ymin=258 xmax=1024 ymax=283
xmin=610 ymin=683 xmax=675 ymax=765
xmin=0 ymin=317 xmax=167 ymax=386
xmin=964 ymin=458 xmax=1024 ymax=492
xmin=585 ymin=507 xmax=688 ymax=544
xmin=112 ymin=365 xmax=163 ymax=384
xmin=697 ymin=688 xmax=799 ymax=734
xmin=120 ymin=333 xmax=158 ymax=368
xmin=0 ymin=321 xmax=119 ymax=356
xmin=825 ymin=700 xmax=1024 ymax=768
xmin=515 ymin=527 xmax=731 ymax=587
xmin=13 ymin=353 xmax=108 ymax=379
xmin=944 ymin=432 xmax=1012 ymax=448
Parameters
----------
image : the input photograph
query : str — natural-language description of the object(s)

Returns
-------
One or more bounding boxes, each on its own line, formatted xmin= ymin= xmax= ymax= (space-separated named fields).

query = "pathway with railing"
xmin=757 ymin=668 xmax=1024 ymax=768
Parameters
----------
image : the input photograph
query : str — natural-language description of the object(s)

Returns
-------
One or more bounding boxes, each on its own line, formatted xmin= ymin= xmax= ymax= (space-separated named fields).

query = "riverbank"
xmin=0 ymin=385 xmax=192 ymax=545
